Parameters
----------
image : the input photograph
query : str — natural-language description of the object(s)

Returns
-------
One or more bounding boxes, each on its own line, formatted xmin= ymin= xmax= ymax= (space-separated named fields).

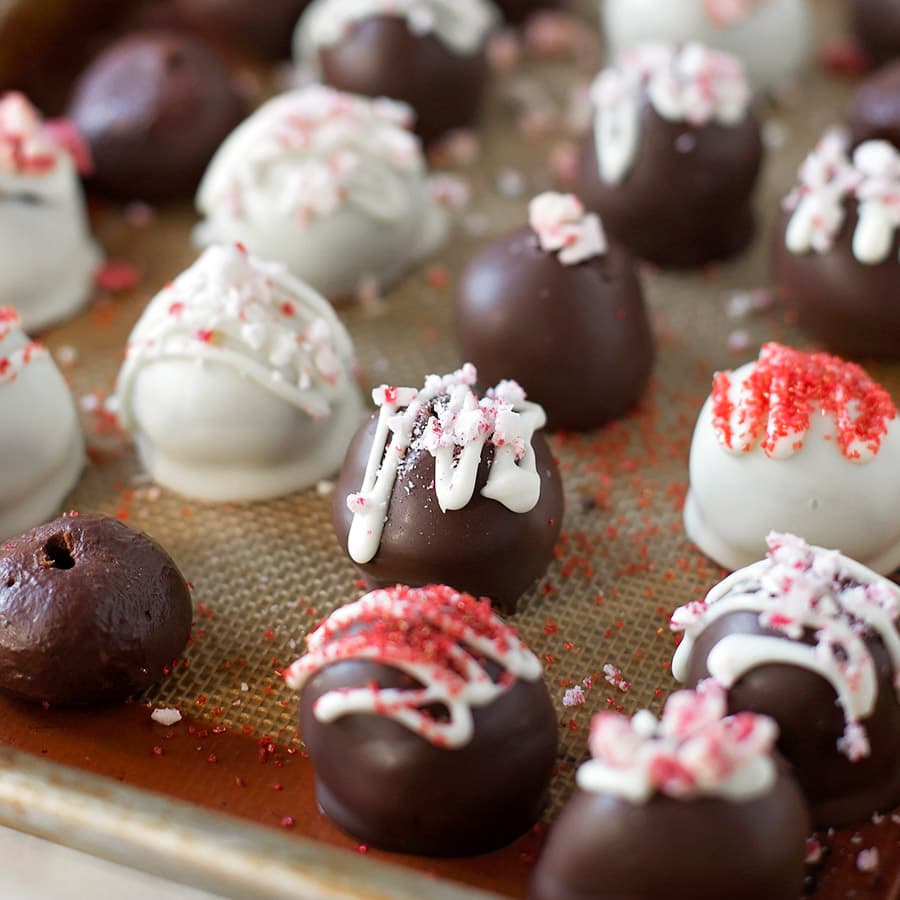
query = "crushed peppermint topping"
xmin=528 ymin=192 xmax=607 ymax=265
xmin=671 ymin=532 xmax=900 ymax=762
xmin=283 ymin=584 xmax=541 ymax=747
xmin=710 ymin=342 xmax=896 ymax=461
xmin=0 ymin=307 xmax=47 ymax=383
xmin=784 ymin=131 xmax=900 ymax=265
xmin=577 ymin=680 xmax=779 ymax=802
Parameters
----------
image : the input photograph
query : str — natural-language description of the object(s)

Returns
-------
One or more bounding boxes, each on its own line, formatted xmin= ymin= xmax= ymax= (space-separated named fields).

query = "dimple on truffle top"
xmin=577 ymin=679 xmax=779 ymax=803
xmin=783 ymin=130 xmax=900 ymax=265
xmin=590 ymin=42 xmax=752 ymax=184
xmin=283 ymin=584 xmax=542 ymax=747
xmin=0 ymin=308 xmax=46 ymax=385
xmin=671 ymin=532 xmax=900 ymax=762
xmin=528 ymin=192 xmax=608 ymax=265
xmin=302 ymin=0 xmax=499 ymax=56
xmin=710 ymin=342 xmax=896 ymax=462
xmin=344 ymin=363 xmax=548 ymax=565
xmin=117 ymin=243 xmax=357 ymax=421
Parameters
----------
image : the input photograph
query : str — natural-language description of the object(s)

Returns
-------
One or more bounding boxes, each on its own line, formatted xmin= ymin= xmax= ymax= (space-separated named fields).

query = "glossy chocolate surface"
xmin=848 ymin=60 xmax=900 ymax=149
xmin=851 ymin=0 xmax=900 ymax=67
xmin=494 ymin=0 xmax=561 ymax=24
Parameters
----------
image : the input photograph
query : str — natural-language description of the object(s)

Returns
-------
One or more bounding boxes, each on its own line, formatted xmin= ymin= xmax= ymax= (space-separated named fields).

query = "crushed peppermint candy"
xmin=602 ymin=663 xmax=630 ymax=692
xmin=150 ymin=707 xmax=183 ymax=726
xmin=671 ymin=533 xmax=900 ymax=762
xmin=710 ymin=342 xmax=896 ymax=461
xmin=577 ymin=680 xmax=779 ymax=803
xmin=283 ymin=585 xmax=541 ymax=747
xmin=856 ymin=847 xmax=880 ymax=873
xmin=0 ymin=307 xmax=47 ymax=384
xmin=529 ymin=192 xmax=607 ymax=265
xmin=562 ymin=685 xmax=586 ymax=707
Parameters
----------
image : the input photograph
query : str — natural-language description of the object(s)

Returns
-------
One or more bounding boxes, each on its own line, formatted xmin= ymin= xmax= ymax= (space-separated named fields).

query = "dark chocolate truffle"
xmin=671 ymin=533 xmax=900 ymax=827
xmin=285 ymin=584 xmax=559 ymax=856
xmin=851 ymin=0 xmax=900 ymax=68
xmin=848 ymin=59 xmax=900 ymax=149
xmin=332 ymin=365 xmax=564 ymax=614
xmin=530 ymin=682 xmax=810 ymax=900
xmin=495 ymin=0 xmax=561 ymax=24
xmin=67 ymin=32 xmax=245 ymax=202
xmin=773 ymin=131 xmax=900 ymax=358
xmin=295 ymin=1 xmax=498 ymax=144
xmin=457 ymin=192 xmax=654 ymax=432
xmin=576 ymin=43 xmax=763 ymax=268
xmin=0 ymin=514 xmax=193 ymax=706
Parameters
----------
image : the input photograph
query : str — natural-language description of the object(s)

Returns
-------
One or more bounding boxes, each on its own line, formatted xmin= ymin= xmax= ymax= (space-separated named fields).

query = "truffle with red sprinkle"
xmin=529 ymin=680 xmax=809 ymax=900
xmin=684 ymin=342 xmax=900 ymax=573
xmin=284 ymin=584 xmax=558 ymax=856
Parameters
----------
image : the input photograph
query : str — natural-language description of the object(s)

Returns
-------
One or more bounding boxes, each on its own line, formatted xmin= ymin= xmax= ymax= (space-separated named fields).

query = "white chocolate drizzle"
xmin=577 ymin=679 xmax=779 ymax=803
xmin=283 ymin=584 xmax=542 ymax=748
xmin=345 ymin=364 xmax=547 ymax=565
xmin=784 ymin=130 xmax=900 ymax=265
xmin=528 ymin=192 xmax=607 ymax=265
xmin=590 ymin=42 xmax=752 ymax=184
xmin=671 ymin=532 xmax=900 ymax=761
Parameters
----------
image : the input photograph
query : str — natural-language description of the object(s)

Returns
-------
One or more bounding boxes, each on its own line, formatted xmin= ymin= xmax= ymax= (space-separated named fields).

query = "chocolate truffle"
xmin=67 ymin=32 xmax=245 ymax=202
xmin=0 ymin=93 xmax=101 ymax=332
xmin=530 ymin=681 xmax=810 ymax=900
xmin=684 ymin=342 xmax=900 ymax=574
xmin=333 ymin=365 xmax=563 ymax=614
xmin=294 ymin=0 xmax=498 ymax=144
xmin=456 ymin=192 xmax=654 ymax=431
xmin=285 ymin=584 xmax=558 ymax=856
xmin=0 ymin=514 xmax=192 ymax=706
xmin=195 ymin=86 xmax=448 ymax=301
xmin=671 ymin=533 xmax=900 ymax=826
xmin=851 ymin=0 xmax=900 ymax=68
xmin=495 ymin=0 xmax=560 ymax=24
xmin=0 ymin=309 xmax=84 ymax=542
xmin=773 ymin=133 xmax=900 ymax=358
xmin=576 ymin=43 xmax=763 ymax=268
xmin=849 ymin=60 xmax=900 ymax=148
xmin=115 ymin=244 xmax=363 ymax=502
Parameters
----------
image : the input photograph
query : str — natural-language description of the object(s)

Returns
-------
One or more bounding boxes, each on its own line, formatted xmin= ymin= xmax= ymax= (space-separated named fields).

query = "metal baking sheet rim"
xmin=0 ymin=745 xmax=499 ymax=900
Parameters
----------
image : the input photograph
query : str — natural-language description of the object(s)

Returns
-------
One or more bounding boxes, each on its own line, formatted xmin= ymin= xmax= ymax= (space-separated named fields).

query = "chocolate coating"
xmin=317 ymin=17 xmax=489 ymax=144
xmin=529 ymin=771 xmax=810 ymax=900
xmin=494 ymin=0 xmax=561 ymax=24
xmin=851 ymin=0 xmax=900 ymax=68
xmin=67 ymin=32 xmax=245 ymax=202
xmin=0 ymin=514 xmax=192 ymax=706
xmin=773 ymin=204 xmax=900 ymax=358
xmin=682 ymin=610 xmax=900 ymax=827
xmin=300 ymin=654 xmax=559 ymax=856
xmin=576 ymin=103 xmax=764 ymax=268
xmin=848 ymin=59 xmax=900 ymax=149
xmin=333 ymin=412 xmax=564 ymax=614
xmin=456 ymin=226 xmax=654 ymax=431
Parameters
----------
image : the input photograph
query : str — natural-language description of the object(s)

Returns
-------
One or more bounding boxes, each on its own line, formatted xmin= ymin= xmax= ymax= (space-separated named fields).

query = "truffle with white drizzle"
xmin=0 ymin=93 xmax=101 ymax=332
xmin=332 ymin=364 xmax=563 ymax=613
xmin=285 ymin=584 xmax=558 ymax=856
xmin=115 ymin=244 xmax=363 ymax=502
xmin=774 ymin=131 xmax=900 ymax=357
xmin=0 ymin=308 xmax=85 ymax=541
xmin=684 ymin=342 xmax=900 ymax=574
xmin=456 ymin=192 xmax=654 ymax=430
xmin=576 ymin=42 xmax=763 ymax=267
xmin=530 ymin=680 xmax=810 ymax=900
xmin=671 ymin=532 xmax=900 ymax=826
xmin=293 ymin=0 xmax=499 ymax=144
xmin=195 ymin=86 xmax=448 ymax=300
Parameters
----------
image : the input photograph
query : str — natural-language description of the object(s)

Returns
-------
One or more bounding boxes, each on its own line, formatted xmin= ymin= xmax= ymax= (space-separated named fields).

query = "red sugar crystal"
xmin=94 ymin=261 xmax=141 ymax=293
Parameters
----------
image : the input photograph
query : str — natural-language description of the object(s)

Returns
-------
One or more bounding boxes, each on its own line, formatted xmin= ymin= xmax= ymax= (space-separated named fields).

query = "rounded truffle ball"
xmin=851 ymin=0 xmax=900 ymax=68
xmin=67 ymin=32 xmax=245 ymax=202
xmin=0 ymin=514 xmax=193 ymax=706
xmin=285 ymin=585 xmax=558 ymax=856
xmin=849 ymin=60 xmax=900 ymax=149
xmin=457 ymin=193 xmax=654 ymax=431
xmin=494 ymin=0 xmax=561 ymax=24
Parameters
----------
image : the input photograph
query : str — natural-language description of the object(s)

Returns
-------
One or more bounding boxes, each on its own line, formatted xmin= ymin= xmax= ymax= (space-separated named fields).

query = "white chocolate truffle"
xmin=0 ymin=93 xmax=101 ymax=332
xmin=601 ymin=0 xmax=813 ymax=94
xmin=115 ymin=244 xmax=364 ymax=502
xmin=684 ymin=343 xmax=900 ymax=574
xmin=194 ymin=86 xmax=448 ymax=300
xmin=0 ymin=308 xmax=85 ymax=540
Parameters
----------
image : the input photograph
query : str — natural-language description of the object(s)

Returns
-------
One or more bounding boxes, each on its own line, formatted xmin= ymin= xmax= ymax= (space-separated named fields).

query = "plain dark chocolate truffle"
xmin=0 ymin=514 xmax=192 ymax=706
xmin=576 ymin=103 xmax=764 ymax=268
xmin=67 ymin=32 xmax=245 ymax=201
xmin=317 ymin=17 xmax=489 ymax=144
xmin=851 ymin=0 xmax=900 ymax=68
xmin=848 ymin=59 xmax=900 ymax=149
xmin=457 ymin=225 xmax=654 ymax=432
